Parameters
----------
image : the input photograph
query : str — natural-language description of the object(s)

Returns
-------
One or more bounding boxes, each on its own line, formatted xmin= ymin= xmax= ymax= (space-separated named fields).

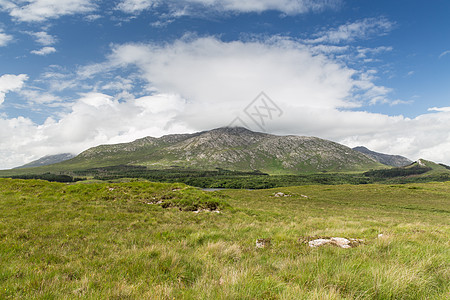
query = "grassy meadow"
xmin=0 ymin=178 xmax=449 ymax=299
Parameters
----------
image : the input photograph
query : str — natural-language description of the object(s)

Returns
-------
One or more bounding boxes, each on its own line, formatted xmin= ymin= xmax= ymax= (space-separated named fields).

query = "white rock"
xmin=331 ymin=237 xmax=351 ymax=248
xmin=256 ymin=239 xmax=271 ymax=248
xmin=308 ymin=239 xmax=331 ymax=247
xmin=308 ymin=237 xmax=362 ymax=248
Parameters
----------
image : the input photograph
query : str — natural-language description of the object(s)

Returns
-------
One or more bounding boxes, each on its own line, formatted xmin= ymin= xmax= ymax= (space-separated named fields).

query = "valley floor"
xmin=0 ymin=179 xmax=449 ymax=299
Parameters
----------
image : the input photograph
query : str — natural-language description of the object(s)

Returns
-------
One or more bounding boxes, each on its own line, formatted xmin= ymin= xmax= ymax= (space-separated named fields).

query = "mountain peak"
xmin=206 ymin=126 xmax=265 ymax=135
xmin=353 ymin=146 xmax=412 ymax=167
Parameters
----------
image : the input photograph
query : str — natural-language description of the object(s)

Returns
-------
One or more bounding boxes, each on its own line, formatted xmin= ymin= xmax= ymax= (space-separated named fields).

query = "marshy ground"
xmin=0 ymin=178 xmax=449 ymax=299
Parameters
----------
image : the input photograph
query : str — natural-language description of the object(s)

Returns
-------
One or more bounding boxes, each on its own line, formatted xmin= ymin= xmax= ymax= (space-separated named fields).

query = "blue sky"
xmin=0 ymin=0 xmax=449 ymax=168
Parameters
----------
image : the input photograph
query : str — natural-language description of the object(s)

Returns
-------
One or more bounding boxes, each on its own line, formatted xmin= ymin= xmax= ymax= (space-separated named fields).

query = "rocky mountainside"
xmin=353 ymin=146 xmax=412 ymax=167
xmin=60 ymin=127 xmax=382 ymax=173
xmin=14 ymin=153 xmax=75 ymax=169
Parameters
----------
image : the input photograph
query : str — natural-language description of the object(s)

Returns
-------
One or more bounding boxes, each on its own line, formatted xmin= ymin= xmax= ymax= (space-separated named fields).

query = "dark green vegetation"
xmin=5 ymin=158 xmax=450 ymax=189
xmin=1 ymin=178 xmax=449 ymax=299
xmin=9 ymin=173 xmax=81 ymax=183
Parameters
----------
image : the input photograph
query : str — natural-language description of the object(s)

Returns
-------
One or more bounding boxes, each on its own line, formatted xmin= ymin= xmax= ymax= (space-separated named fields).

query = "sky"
xmin=0 ymin=0 xmax=449 ymax=169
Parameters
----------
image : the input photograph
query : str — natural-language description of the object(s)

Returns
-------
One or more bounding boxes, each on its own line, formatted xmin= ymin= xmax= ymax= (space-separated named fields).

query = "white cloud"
xmin=84 ymin=14 xmax=101 ymax=21
xmin=0 ymin=29 xmax=13 ymax=46
xmin=390 ymin=99 xmax=412 ymax=106
xmin=0 ymin=74 xmax=28 ymax=105
xmin=101 ymin=36 xmax=368 ymax=111
xmin=0 ymin=92 xmax=190 ymax=169
xmin=1 ymin=0 xmax=97 ymax=22
xmin=116 ymin=0 xmax=156 ymax=13
xmin=356 ymin=46 xmax=392 ymax=58
xmin=1 ymin=36 xmax=449 ymax=169
xmin=19 ymin=89 xmax=61 ymax=105
xmin=116 ymin=0 xmax=341 ymax=15
xmin=340 ymin=111 xmax=450 ymax=165
xmin=438 ymin=50 xmax=450 ymax=59
xmin=307 ymin=17 xmax=394 ymax=44
xmin=26 ymin=31 xmax=56 ymax=45
xmin=428 ymin=107 xmax=450 ymax=112
xmin=31 ymin=46 xmax=56 ymax=55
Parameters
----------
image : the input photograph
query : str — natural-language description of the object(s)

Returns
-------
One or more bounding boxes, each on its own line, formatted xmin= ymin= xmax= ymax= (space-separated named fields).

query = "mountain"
xmin=14 ymin=153 xmax=75 ymax=169
xmin=353 ymin=146 xmax=412 ymax=167
xmin=363 ymin=158 xmax=450 ymax=183
xmin=54 ymin=127 xmax=382 ymax=174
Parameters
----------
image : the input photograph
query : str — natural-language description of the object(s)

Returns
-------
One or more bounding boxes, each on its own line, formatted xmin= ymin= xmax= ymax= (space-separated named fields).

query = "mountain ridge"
xmin=353 ymin=146 xmax=412 ymax=167
xmin=14 ymin=153 xmax=75 ymax=169
xmin=57 ymin=127 xmax=382 ymax=174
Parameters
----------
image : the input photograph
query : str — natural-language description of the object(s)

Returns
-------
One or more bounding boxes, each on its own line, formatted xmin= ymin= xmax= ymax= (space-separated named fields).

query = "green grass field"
xmin=0 ymin=178 xmax=449 ymax=299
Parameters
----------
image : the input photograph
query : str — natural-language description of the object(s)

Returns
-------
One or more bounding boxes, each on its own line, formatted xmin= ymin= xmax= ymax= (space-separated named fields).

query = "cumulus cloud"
xmin=116 ymin=0 xmax=341 ymax=15
xmin=0 ymin=29 xmax=13 ymax=46
xmin=96 ymin=36 xmax=392 ymax=115
xmin=0 ymin=74 xmax=28 ymax=105
xmin=1 ymin=0 xmax=96 ymax=22
xmin=307 ymin=17 xmax=394 ymax=44
xmin=340 ymin=111 xmax=450 ymax=164
xmin=31 ymin=46 xmax=56 ymax=55
xmin=1 ymin=36 xmax=449 ymax=168
xmin=0 ymin=92 xmax=190 ymax=169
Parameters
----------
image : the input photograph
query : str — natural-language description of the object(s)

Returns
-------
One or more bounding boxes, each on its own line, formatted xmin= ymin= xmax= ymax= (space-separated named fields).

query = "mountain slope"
xmin=55 ymin=127 xmax=382 ymax=174
xmin=14 ymin=153 xmax=75 ymax=169
xmin=353 ymin=146 xmax=412 ymax=167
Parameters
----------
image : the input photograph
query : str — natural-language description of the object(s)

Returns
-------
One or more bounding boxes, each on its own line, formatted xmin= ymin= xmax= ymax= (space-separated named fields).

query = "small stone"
xmin=256 ymin=238 xmax=271 ymax=248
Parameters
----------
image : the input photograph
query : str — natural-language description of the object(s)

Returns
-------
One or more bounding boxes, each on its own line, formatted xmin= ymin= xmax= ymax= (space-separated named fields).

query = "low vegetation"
xmin=6 ymin=163 xmax=450 ymax=188
xmin=1 ymin=178 xmax=449 ymax=299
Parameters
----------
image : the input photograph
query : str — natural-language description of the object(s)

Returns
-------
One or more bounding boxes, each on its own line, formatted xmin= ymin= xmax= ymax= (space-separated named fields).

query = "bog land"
xmin=0 ymin=178 xmax=449 ymax=299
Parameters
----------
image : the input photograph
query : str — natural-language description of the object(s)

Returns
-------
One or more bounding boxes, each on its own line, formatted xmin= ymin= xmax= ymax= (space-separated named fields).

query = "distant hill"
xmin=14 ymin=153 xmax=75 ymax=169
xmin=47 ymin=127 xmax=382 ymax=174
xmin=353 ymin=146 xmax=412 ymax=167
xmin=363 ymin=158 xmax=450 ymax=183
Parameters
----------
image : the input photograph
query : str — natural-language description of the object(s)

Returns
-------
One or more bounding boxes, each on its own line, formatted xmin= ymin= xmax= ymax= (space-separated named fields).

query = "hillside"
xmin=353 ymin=146 xmax=412 ymax=167
xmin=41 ymin=127 xmax=383 ymax=174
xmin=14 ymin=153 xmax=75 ymax=169
xmin=362 ymin=158 xmax=450 ymax=183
